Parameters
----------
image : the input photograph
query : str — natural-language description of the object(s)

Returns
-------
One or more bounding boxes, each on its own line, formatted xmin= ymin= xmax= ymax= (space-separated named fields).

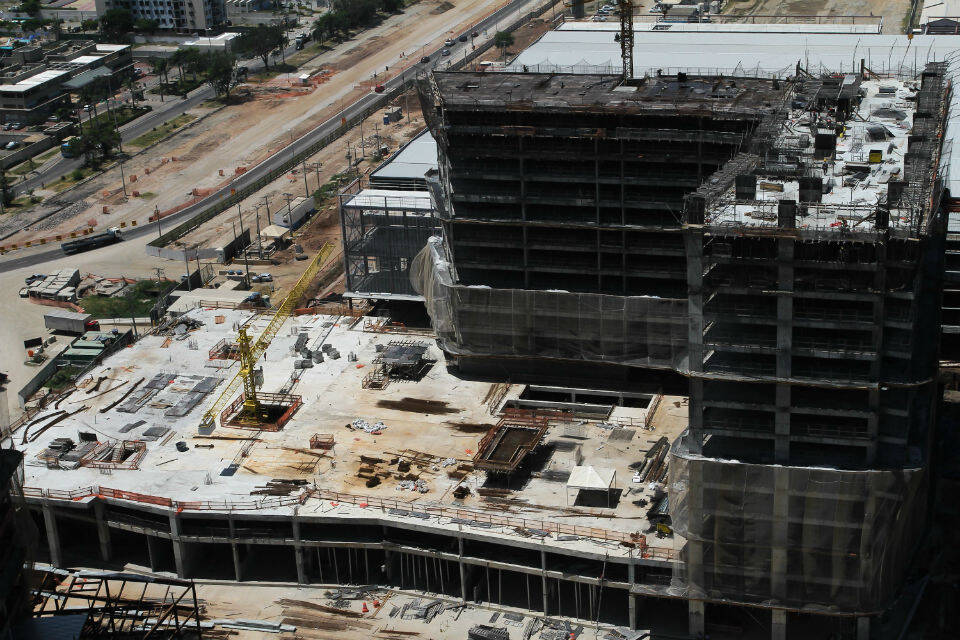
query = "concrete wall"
xmin=0 ymin=136 xmax=58 ymax=170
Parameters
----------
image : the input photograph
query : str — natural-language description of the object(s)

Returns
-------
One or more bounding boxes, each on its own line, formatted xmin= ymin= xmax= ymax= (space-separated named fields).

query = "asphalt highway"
xmin=0 ymin=0 xmax=546 ymax=273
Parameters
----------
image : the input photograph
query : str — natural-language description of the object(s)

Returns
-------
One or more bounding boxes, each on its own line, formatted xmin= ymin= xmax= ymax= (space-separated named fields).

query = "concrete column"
xmin=93 ymin=501 xmax=112 ymax=563
xmin=146 ymin=535 xmax=159 ymax=572
xmin=292 ymin=515 xmax=307 ymax=584
xmin=228 ymin=518 xmax=242 ymax=581
xmin=857 ymin=616 xmax=870 ymax=640
xmin=42 ymin=503 xmax=63 ymax=567
xmin=295 ymin=547 xmax=308 ymax=584
xmin=168 ymin=512 xmax=187 ymax=579
xmin=458 ymin=536 xmax=467 ymax=602
xmin=688 ymin=600 xmax=705 ymax=637
xmin=771 ymin=608 xmax=787 ymax=640
xmin=771 ymin=467 xmax=789 ymax=602
xmin=540 ymin=549 xmax=549 ymax=615
xmin=775 ymin=237 xmax=794 ymax=463
xmin=628 ymin=593 xmax=637 ymax=631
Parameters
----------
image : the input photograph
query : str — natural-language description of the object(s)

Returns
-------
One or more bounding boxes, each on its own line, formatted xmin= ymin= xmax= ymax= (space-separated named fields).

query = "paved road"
xmin=0 ymin=0 xmax=546 ymax=273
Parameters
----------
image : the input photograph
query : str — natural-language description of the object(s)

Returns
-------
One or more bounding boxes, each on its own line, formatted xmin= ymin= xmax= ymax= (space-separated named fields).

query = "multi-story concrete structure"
xmin=94 ymin=0 xmax=225 ymax=32
xmin=414 ymin=66 xmax=951 ymax=638
xmin=0 ymin=41 xmax=132 ymax=124
xmin=0 ymin=449 xmax=33 ymax=638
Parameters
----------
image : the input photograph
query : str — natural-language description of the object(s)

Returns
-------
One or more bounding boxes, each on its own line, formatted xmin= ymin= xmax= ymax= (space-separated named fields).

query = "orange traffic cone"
xmin=362 ymin=602 xmax=369 ymax=613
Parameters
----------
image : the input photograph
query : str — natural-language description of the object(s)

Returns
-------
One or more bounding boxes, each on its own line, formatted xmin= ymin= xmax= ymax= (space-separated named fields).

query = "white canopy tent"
xmin=566 ymin=465 xmax=616 ymax=507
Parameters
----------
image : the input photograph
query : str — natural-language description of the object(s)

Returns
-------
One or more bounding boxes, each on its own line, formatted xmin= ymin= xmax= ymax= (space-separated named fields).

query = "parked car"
xmin=459 ymin=34 xmax=468 ymax=42
xmin=441 ymin=48 xmax=451 ymax=56
xmin=25 ymin=273 xmax=45 ymax=285
xmin=420 ymin=56 xmax=430 ymax=63
xmin=5 ymin=141 xmax=17 ymax=150
xmin=472 ymin=31 xmax=479 ymax=37
xmin=444 ymin=38 xmax=455 ymax=46
xmin=11 ymin=122 xmax=22 ymax=130
xmin=2 ymin=123 xmax=10 ymax=131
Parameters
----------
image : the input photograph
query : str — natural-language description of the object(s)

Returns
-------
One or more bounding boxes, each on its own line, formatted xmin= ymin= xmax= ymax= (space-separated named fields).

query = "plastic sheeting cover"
xmin=668 ymin=434 xmax=928 ymax=613
xmin=411 ymin=237 xmax=688 ymax=368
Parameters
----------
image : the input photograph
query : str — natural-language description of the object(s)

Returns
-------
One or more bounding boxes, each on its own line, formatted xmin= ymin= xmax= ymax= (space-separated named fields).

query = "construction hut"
xmin=566 ymin=465 xmax=616 ymax=508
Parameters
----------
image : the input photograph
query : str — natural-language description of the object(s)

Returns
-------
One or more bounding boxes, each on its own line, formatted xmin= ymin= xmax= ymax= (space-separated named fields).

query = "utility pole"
xmin=359 ymin=116 xmax=365 ymax=159
xmin=155 ymin=204 xmax=162 ymax=238
xmin=236 ymin=205 xmax=250 ymax=286
xmin=301 ymin=159 xmax=309 ymax=197
xmin=254 ymin=204 xmax=263 ymax=259
xmin=183 ymin=250 xmax=192 ymax=291
xmin=119 ymin=156 xmax=127 ymax=196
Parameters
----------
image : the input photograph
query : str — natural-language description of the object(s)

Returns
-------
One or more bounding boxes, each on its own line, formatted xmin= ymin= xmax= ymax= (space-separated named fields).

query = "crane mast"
xmin=618 ymin=0 xmax=634 ymax=81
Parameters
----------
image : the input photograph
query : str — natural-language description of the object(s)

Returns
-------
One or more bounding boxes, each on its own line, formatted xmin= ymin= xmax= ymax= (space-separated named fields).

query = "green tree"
xmin=311 ymin=14 xmax=333 ymax=45
xmin=493 ymin=31 xmax=514 ymax=60
xmin=80 ymin=121 xmax=121 ymax=164
xmin=183 ymin=47 xmax=204 ymax=81
xmin=381 ymin=0 xmax=403 ymax=12
xmin=134 ymin=18 xmax=159 ymax=31
xmin=0 ymin=167 xmax=11 ymax=207
xmin=19 ymin=0 xmax=41 ymax=16
xmin=204 ymin=50 xmax=237 ymax=100
xmin=100 ymin=8 xmax=133 ymax=41
xmin=150 ymin=57 xmax=170 ymax=100
xmin=21 ymin=17 xmax=46 ymax=32
xmin=238 ymin=24 xmax=284 ymax=70
xmin=80 ymin=18 xmax=98 ymax=31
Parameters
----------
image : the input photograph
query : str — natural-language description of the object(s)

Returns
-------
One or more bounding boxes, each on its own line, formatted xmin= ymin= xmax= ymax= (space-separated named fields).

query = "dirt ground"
xmin=3 ymin=0 xmax=521 ymax=247
xmin=722 ymin=0 xmax=913 ymax=32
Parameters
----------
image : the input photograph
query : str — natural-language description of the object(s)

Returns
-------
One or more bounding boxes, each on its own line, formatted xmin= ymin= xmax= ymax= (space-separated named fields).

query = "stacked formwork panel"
xmin=673 ymin=63 xmax=950 ymax=624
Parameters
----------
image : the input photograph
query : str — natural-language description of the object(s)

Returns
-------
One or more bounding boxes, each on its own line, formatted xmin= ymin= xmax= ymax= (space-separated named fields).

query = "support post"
xmin=169 ymin=512 xmax=187 ymax=579
xmin=146 ymin=535 xmax=159 ymax=572
xmin=771 ymin=608 xmax=787 ymax=640
xmin=688 ymin=600 xmax=705 ymax=638
xmin=42 ymin=503 xmax=62 ymax=567
xmin=292 ymin=515 xmax=307 ymax=584
xmin=458 ymin=536 xmax=467 ymax=602
xmin=541 ymin=549 xmax=549 ymax=615
xmin=857 ymin=616 xmax=870 ymax=640
xmin=93 ymin=501 xmax=111 ymax=562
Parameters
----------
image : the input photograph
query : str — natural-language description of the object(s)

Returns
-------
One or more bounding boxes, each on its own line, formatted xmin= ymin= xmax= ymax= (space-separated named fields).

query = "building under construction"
xmin=414 ymin=65 xmax=951 ymax=638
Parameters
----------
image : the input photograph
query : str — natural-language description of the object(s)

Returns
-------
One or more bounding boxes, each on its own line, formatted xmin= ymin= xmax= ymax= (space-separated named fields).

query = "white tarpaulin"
xmin=567 ymin=465 xmax=615 ymax=490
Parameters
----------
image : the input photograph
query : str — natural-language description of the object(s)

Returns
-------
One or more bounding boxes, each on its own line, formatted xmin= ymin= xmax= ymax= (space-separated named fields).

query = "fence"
xmin=19 ymin=481 xmax=672 ymax=556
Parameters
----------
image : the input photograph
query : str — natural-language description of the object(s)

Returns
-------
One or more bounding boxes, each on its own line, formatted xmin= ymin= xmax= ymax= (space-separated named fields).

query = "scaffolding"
xmin=339 ymin=177 xmax=439 ymax=299
xmin=30 ymin=568 xmax=204 ymax=638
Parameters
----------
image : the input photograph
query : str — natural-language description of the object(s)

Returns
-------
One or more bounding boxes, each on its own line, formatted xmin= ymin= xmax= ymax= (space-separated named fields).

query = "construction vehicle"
xmin=197 ymin=242 xmax=334 ymax=434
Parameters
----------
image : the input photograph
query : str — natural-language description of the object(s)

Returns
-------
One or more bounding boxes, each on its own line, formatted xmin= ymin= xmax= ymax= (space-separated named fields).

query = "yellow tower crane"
xmin=197 ymin=242 xmax=335 ymax=434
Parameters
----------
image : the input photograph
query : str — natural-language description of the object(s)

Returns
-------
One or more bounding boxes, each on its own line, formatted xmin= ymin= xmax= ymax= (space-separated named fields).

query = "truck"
xmin=61 ymin=227 xmax=123 ymax=255
xmin=43 ymin=309 xmax=99 ymax=334
xmin=60 ymin=136 xmax=80 ymax=158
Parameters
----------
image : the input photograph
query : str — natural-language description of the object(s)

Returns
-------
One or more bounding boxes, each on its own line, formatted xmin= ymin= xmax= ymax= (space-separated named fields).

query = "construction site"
xmin=4 ymin=5 xmax=960 ymax=640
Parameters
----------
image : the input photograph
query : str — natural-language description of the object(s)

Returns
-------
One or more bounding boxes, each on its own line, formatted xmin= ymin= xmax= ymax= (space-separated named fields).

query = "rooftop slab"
xmin=16 ymin=307 xmax=686 ymax=559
